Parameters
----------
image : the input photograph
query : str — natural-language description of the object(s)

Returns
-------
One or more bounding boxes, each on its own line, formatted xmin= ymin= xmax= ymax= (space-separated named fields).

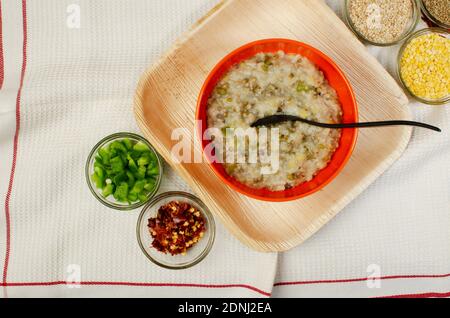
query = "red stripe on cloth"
xmin=4 ymin=280 xmax=450 ymax=298
xmin=377 ymin=292 xmax=450 ymax=299
xmin=0 ymin=281 xmax=271 ymax=297
xmin=3 ymin=0 xmax=27 ymax=284
xmin=0 ymin=0 xmax=4 ymax=89
xmin=273 ymin=272 xmax=450 ymax=286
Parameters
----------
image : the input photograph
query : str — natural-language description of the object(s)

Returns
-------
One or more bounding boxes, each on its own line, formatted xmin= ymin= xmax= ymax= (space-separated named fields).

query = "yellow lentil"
xmin=400 ymin=33 xmax=450 ymax=100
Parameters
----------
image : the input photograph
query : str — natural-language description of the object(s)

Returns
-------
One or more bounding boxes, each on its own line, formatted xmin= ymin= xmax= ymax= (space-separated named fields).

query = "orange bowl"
xmin=196 ymin=39 xmax=358 ymax=202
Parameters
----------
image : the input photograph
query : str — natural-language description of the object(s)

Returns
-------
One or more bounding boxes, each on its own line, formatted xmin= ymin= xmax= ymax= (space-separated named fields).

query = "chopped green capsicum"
xmin=91 ymin=138 xmax=160 ymax=205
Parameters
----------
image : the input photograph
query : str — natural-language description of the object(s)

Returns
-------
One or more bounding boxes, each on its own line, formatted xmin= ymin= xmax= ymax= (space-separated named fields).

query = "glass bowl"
xmin=136 ymin=192 xmax=215 ymax=269
xmin=397 ymin=28 xmax=450 ymax=105
xmin=343 ymin=0 xmax=420 ymax=46
xmin=85 ymin=132 xmax=163 ymax=210
xmin=420 ymin=0 xmax=450 ymax=29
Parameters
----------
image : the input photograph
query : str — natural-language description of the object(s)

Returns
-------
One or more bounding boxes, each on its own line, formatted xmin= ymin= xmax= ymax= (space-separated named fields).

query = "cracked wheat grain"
xmin=348 ymin=0 xmax=414 ymax=43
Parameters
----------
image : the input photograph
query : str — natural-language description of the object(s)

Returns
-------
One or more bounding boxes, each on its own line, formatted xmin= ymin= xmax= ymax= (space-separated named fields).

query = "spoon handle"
xmin=251 ymin=115 xmax=441 ymax=132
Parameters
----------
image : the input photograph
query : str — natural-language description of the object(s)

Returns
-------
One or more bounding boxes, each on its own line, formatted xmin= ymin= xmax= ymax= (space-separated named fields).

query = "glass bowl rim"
xmin=85 ymin=132 xmax=163 ymax=211
xmin=419 ymin=0 xmax=450 ymax=29
xmin=343 ymin=0 xmax=420 ymax=47
xmin=136 ymin=191 xmax=216 ymax=270
xmin=397 ymin=27 xmax=450 ymax=105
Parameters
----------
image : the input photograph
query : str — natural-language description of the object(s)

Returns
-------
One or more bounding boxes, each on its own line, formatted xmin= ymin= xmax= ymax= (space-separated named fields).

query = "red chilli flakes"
xmin=148 ymin=201 xmax=206 ymax=255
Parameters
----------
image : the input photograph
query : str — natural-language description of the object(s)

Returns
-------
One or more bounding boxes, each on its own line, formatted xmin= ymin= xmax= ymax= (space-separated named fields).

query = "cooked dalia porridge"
xmin=206 ymin=51 xmax=342 ymax=191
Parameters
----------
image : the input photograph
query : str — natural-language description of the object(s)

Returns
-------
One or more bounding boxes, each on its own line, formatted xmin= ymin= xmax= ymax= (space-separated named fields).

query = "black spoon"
xmin=251 ymin=114 xmax=441 ymax=132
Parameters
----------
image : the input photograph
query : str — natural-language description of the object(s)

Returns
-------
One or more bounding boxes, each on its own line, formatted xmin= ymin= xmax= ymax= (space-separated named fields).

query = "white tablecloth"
xmin=0 ymin=0 xmax=448 ymax=298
